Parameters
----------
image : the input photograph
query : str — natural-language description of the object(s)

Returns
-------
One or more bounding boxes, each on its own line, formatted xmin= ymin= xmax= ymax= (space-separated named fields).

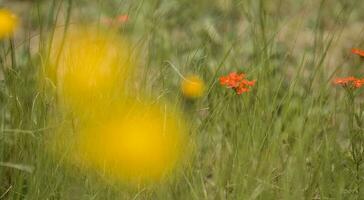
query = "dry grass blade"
xmin=0 ymin=162 xmax=34 ymax=173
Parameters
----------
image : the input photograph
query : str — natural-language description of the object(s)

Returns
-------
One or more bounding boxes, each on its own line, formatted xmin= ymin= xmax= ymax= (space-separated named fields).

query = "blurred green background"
xmin=1 ymin=0 xmax=364 ymax=199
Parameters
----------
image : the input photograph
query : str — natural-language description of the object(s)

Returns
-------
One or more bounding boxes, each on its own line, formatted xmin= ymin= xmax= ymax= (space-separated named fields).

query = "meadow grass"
xmin=1 ymin=0 xmax=364 ymax=199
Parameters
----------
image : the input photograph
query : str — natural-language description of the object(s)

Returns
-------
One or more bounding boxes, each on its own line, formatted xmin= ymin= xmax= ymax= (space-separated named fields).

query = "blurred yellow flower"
xmin=181 ymin=75 xmax=205 ymax=99
xmin=0 ymin=9 xmax=18 ymax=39
xmin=67 ymin=100 xmax=189 ymax=184
xmin=49 ymin=26 xmax=134 ymax=112
xmin=47 ymin=26 xmax=191 ymax=185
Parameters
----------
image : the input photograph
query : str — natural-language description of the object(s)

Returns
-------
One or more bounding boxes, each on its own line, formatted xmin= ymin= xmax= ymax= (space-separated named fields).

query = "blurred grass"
xmin=1 ymin=0 xmax=364 ymax=199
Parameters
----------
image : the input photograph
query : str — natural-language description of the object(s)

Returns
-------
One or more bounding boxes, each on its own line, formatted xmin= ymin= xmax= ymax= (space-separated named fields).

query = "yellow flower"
xmin=0 ymin=9 xmax=18 ymax=39
xmin=181 ymin=75 xmax=205 ymax=99
xmin=54 ymin=100 xmax=189 ymax=184
xmin=48 ymin=26 xmax=134 ymax=112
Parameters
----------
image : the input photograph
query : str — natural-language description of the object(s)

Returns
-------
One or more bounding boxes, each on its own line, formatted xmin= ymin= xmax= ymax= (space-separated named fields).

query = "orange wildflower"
xmin=116 ymin=15 xmax=129 ymax=23
xmin=102 ymin=14 xmax=129 ymax=26
xmin=219 ymin=72 xmax=244 ymax=88
xmin=351 ymin=48 xmax=364 ymax=57
xmin=220 ymin=72 xmax=256 ymax=95
xmin=334 ymin=77 xmax=364 ymax=89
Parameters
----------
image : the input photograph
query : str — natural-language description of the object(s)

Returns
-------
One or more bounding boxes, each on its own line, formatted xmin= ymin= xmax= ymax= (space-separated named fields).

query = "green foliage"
xmin=0 ymin=0 xmax=364 ymax=199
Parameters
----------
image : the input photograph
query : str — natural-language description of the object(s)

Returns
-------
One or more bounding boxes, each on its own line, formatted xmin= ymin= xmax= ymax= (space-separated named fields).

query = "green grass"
xmin=1 ymin=0 xmax=364 ymax=199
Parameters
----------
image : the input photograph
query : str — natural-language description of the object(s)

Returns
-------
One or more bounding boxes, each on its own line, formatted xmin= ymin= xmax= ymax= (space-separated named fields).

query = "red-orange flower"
xmin=334 ymin=77 xmax=364 ymax=89
xmin=351 ymin=48 xmax=364 ymax=57
xmin=116 ymin=15 xmax=129 ymax=23
xmin=219 ymin=72 xmax=244 ymax=88
xmin=102 ymin=14 xmax=129 ymax=26
xmin=220 ymin=72 xmax=256 ymax=95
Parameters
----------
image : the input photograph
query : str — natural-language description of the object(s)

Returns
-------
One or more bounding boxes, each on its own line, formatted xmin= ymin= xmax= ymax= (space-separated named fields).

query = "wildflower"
xmin=0 ymin=9 xmax=18 ymax=39
xmin=181 ymin=75 xmax=205 ymax=99
xmin=334 ymin=77 xmax=364 ymax=89
xmin=49 ymin=26 xmax=134 ymax=111
xmin=219 ymin=72 xmax=245 ymax=88
xmin=220 ymin=72 xmax=255 ymax=95
xmin=116 ymin=15 xmax=129 ymax=23
xmin=102 ymin=14 xmax=129 ymax=26
xmin=58 ymin=101 xmax=189 ymax=184
xmin=236 ymin=79 xmax=256 ymax=94
xmin=351 ymin=48 xmax=364 ymax=57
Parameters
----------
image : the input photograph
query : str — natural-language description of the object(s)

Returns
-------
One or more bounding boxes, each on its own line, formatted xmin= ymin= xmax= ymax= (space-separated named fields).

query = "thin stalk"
xmin=9 ymin=38 xmax=16 ymax=70
xmin=346 ymin=89 xmax=361 ymax=199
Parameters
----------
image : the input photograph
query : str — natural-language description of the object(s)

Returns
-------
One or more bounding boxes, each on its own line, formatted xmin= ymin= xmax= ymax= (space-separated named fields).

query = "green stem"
xmin=346 ymin=89 xmax=361 ymax=198
xmin=9 ymin=38 xmax=16 ymax=70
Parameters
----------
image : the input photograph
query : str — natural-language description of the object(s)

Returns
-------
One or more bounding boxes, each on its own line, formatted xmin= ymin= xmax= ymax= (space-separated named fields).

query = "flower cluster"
xmin=219 ymin=72 xmax=256 ymax=95
xmin=351 ymin=48 xmax=364 ymax=57
xmin=334 ymin=48 xmax=364 ymax=90
xmin=334 ymin=77 xmax=364 ymax=89
xmin=102 ymin=14 xmax=129 ymax=27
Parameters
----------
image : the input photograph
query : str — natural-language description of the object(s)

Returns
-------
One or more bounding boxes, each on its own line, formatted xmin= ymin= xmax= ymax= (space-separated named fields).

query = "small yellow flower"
xmin=0 ymin=9 xmax=18 ymax=39
xmin=181 ymin=75 xmax=205 ymax=99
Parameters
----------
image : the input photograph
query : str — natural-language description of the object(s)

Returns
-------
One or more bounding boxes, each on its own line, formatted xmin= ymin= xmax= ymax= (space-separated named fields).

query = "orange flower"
xmin=334 ymin=77 xmax=364 ymax=89
xmin=219 ymin=72 xmax=244 ymax=88
xmin=102 ymin=14 xmax=129 ymax=26
xmin=220 ymin=72 xmax=255 ymax=95
xmin=116 ymin=15 xmax=129 ymax=23
xmin=351 ymin=48 xmax=364 ymax=57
